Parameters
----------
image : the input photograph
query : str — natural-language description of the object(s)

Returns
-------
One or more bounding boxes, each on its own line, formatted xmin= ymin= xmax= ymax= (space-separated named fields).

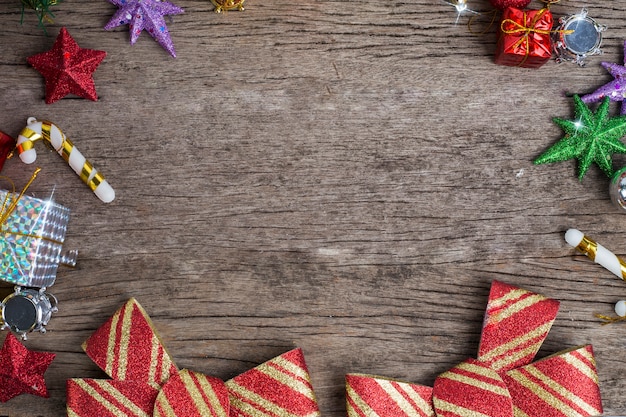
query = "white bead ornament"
xmin=616 ymin=300 xmax=626 ymax=317
xmin=16 ymin=117 xmax=115 ymax=203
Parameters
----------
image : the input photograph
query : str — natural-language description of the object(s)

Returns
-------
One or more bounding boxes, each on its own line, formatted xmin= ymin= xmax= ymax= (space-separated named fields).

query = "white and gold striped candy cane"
xmin=16 ymin=117 xmax=115 ymax=203
xmin=565 ymin=229 xmax=626 ymax=280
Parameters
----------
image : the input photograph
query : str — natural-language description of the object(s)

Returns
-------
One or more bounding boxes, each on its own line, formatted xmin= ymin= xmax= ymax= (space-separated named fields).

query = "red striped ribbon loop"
xmin=66 ymin=298 xmax=320 ymax=417
xmin=346 ymin=374 xmax=434 ymax=417
xmin=345 ymin=281 xmax=603 ymax=417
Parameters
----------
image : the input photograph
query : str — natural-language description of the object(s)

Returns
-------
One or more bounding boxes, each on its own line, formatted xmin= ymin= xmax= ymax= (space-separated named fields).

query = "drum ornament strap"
xmin=0 ymin=167 xmax=63 ymax=245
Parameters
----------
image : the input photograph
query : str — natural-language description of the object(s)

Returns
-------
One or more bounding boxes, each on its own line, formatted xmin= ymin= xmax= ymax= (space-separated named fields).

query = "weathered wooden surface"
xmin=1 ymin=0 xmax=626 ymax=415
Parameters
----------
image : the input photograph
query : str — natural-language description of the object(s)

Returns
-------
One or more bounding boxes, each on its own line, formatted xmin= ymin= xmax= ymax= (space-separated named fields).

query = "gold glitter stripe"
xmin=489 ymin=294 xmax=546 ymax=325
xmin=273 ymin=356 xmax=311 ymax=382
xmin=562 ymin=351 xmax=598 ymax=383
xmin=155 ymin=389 xmax=178 ymax=417
xmin=346 ymin=384 xmax=380 ymax=417
xmin=524 ymin=366 xmax=601 ymax=415
xmin=455 ymin=361 xmax=502 ymax=381
xmin=105 ymin=306 xmax=122 ymax=378
xmin=117 ymin=300 xmax=135 ymax=380
xmin=73 ymin=379 xmax=140 ymax=416
xmin=179 ymin=371 xmax=218 ymax=417
xmin=439 ymin=369 xmax=509 ymax=397
xmin=435 ymin=398 xmax=492 ymax=417
xmin=229 ymin=394 xmax=274 ymax=417
xmin=402 ymin=384 xmax=434 ymax=416
xmin=507 ymin=369 xmax=597 ymax=416
xmin=161 ymin=346 xmax=175 ymax=384
xmin=257 ymin=361 xmax=315 ymax=401
xmin=480 ymin=320 xmax=552 ymax=364
xmin=489 ymin=339 xmax=544 ymax=372
xmin=196 ymin=373 xmax=228 ymax=417
xmin=488 ymin=288 xmax=528 ymax=311
xmin=513 ymin=405 xmax=531 ymax=417
xmin=149 ymin=333 xmax=159 ymax=387
xmin=228 ymin=381 xmax=307 ymax=417
xmin=66 ymin=407 xmax=80 ymax=417
xmin=93 ymin=379 xmax=151 ymax=417
xmin=376 ymin=380 xmax=422 ymax=416
xmin=576 ymin=236 xmax=597 ymax=262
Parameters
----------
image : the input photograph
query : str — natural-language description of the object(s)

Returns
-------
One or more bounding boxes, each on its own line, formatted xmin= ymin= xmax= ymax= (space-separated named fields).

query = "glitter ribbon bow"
xmin=66 ymin=298 xmax=320 ymax=417
xmin=346 ymin=281 xmax=603 ymax=417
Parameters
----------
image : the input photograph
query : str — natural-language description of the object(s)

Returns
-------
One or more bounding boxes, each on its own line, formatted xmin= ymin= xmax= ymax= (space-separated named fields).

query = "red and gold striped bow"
xmin=66 ymin=299 xmax=320 ymax=417
xmin=346 ymin=281 xmax=603 ymax=417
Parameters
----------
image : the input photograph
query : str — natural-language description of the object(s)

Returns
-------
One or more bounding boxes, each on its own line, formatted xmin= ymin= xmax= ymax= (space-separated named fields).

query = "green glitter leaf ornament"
xmin=19 ymin=0 xmax=60 ymax=32
xmin=534 ymin=95 xmax=626 ymax=181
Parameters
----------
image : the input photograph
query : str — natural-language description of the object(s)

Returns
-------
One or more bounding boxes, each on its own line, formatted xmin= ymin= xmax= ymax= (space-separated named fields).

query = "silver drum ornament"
xmin=1 ymin=287 xmax=58 ymax=339
xmin=553 ymin=8 xmax=606 ymax=67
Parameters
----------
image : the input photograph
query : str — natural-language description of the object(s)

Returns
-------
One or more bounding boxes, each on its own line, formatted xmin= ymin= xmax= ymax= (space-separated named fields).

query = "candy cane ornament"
xmin=16 ymin=117 xmax=115 ymax=203
xmin=565 ymin=228 xmax=626 ymax=280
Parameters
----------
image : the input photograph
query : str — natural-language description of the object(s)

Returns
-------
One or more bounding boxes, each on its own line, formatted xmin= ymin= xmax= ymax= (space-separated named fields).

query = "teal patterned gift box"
xmin=0 ymin=190 xmax=76 ymax=288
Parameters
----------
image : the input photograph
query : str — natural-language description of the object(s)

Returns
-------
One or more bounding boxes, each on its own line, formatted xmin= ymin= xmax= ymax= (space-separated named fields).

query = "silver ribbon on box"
xmin=0 ymin=189 xmax=77 ymax=288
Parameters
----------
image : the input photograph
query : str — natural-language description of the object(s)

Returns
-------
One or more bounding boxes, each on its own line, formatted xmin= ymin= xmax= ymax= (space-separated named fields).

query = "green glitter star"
xmin=534 ymin=95 xmax=626 ymax=181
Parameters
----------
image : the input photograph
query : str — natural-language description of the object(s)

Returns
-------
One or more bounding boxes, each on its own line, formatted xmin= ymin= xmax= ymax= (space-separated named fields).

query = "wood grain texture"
xmin=1 ymin=0 xmax=626 ymax=415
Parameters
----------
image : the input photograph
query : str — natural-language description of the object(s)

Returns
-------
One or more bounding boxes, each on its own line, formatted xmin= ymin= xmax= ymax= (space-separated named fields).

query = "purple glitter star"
xmin=105 ymin=0 xmax=184 ymax=57
xmin=582 ymin=40 xmax=626 ymax=114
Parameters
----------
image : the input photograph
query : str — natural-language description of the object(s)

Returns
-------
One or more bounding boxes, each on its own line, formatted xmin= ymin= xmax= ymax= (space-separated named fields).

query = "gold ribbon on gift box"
xmin=0 ymin=168 xmax=62 ymax=245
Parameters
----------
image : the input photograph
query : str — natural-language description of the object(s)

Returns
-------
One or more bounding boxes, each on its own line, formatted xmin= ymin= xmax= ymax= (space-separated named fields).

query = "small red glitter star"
xmin=0 ymin=333 xmax=56 ymax=402
xmin=27 ymin=27 xmax=106 ymax=104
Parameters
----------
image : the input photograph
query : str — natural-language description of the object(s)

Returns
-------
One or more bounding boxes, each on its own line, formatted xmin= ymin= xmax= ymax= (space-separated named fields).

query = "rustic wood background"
xmin=1 ymin=0 xmax=626 ymax=415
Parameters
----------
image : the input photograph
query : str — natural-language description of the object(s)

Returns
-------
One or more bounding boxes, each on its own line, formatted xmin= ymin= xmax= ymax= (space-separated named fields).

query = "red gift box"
xmin=495 ymin=7 xmax=553 ymax=68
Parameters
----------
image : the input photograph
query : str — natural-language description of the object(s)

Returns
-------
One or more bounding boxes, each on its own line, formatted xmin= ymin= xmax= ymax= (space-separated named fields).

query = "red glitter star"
xmin=0 ymin=333 xmax=56 ymax=402
xmin=27 ymin=27 xmax=106 ymax=104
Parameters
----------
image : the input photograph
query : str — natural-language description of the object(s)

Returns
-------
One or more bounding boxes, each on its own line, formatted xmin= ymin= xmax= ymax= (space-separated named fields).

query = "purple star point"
xmin=581 ymin=40 xmax=626 ymax=115
xmin=105 ymin=0 xmax=184 ymax=57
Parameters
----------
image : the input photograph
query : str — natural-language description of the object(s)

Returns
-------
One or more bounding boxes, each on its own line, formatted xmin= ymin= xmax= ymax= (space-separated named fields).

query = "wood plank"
xmin=0 ymin=0 xmax=624 ymax=415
